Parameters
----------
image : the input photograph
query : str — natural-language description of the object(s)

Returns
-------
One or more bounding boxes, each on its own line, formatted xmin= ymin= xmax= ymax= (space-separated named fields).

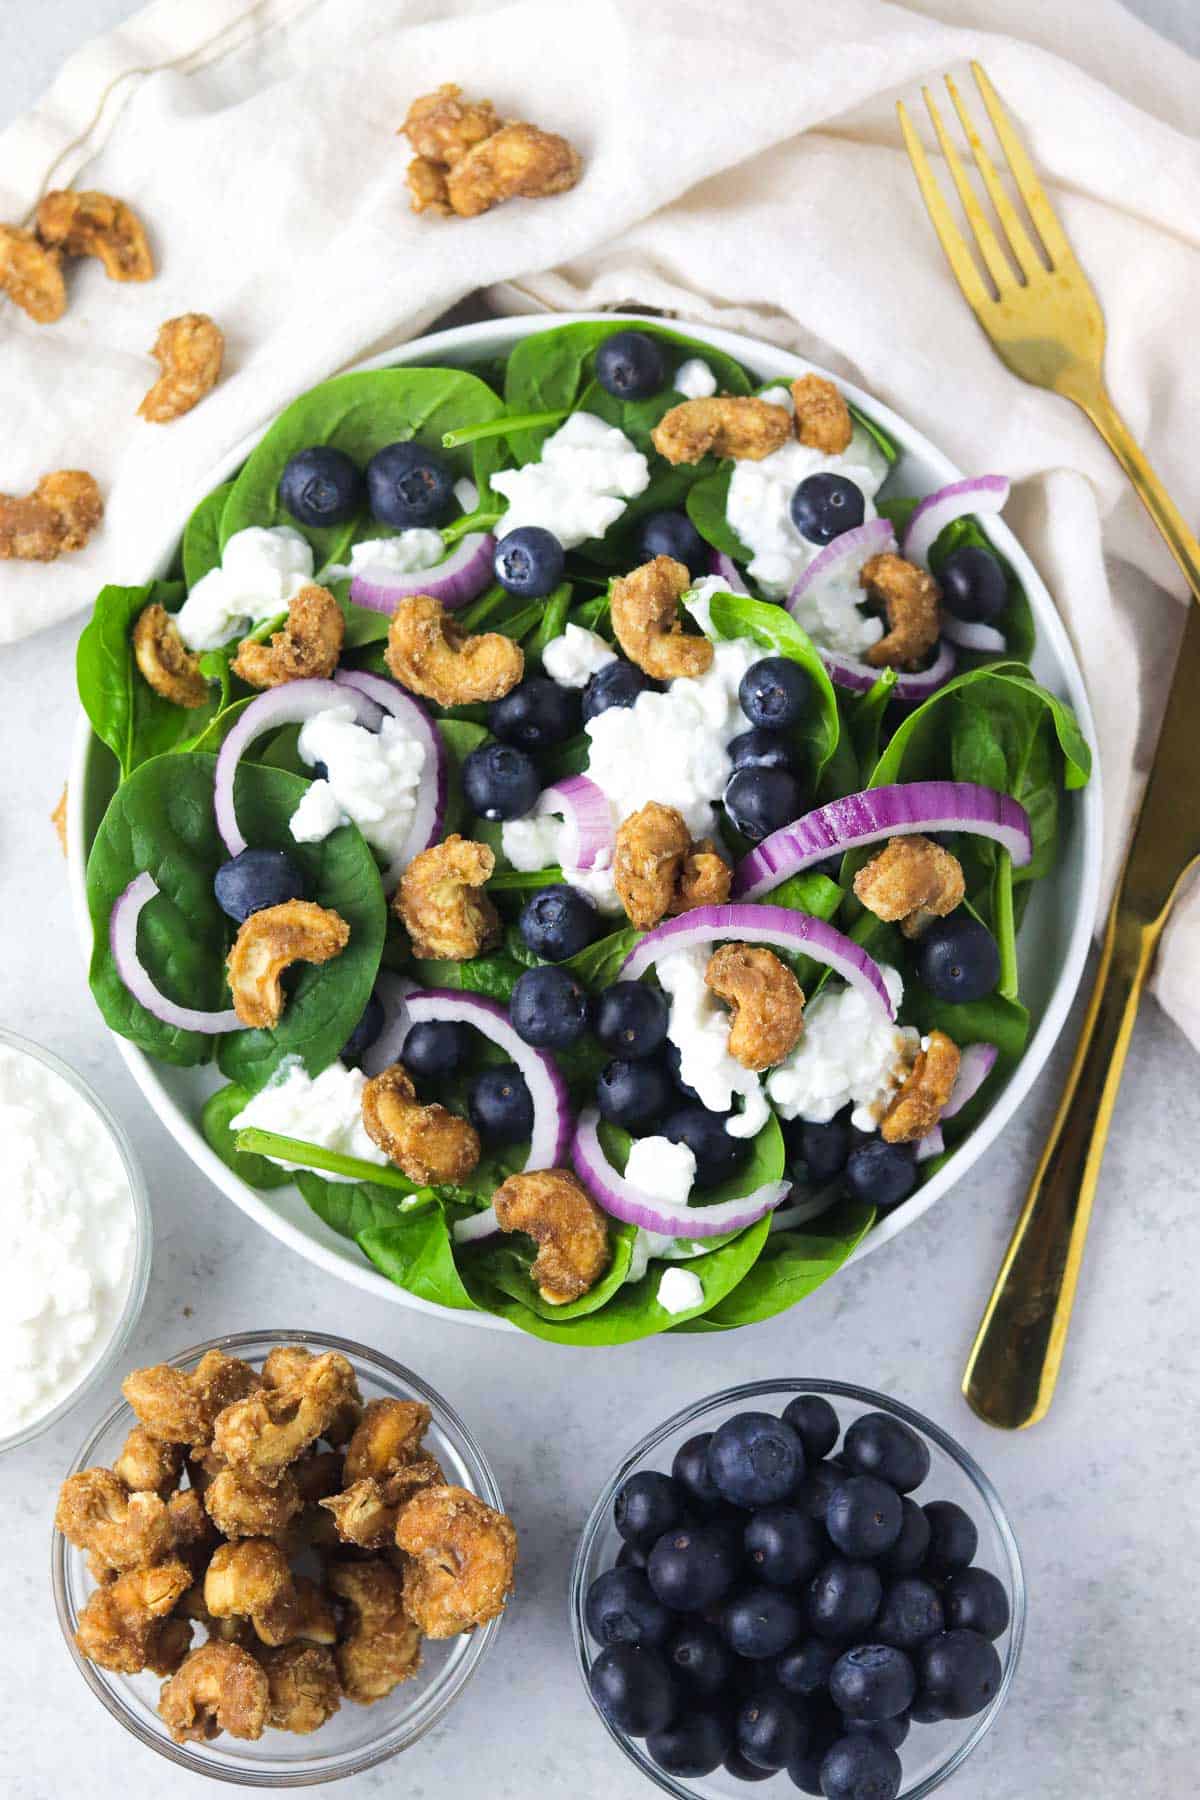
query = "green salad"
xmin=77 ymin=318 xmax=1091 ymax=1344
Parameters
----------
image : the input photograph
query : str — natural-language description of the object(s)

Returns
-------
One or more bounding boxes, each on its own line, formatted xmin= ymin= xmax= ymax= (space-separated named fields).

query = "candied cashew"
xmin=74 ymin=1558 xmax=193 ymax=1674
xmin=704 ymin=943 xmax=805 ymax=1072
xmin=112 ymin=1427 xmax=183 ymax=1496
xmin=395 ymin=833 xmax=500 ymax=960
xmin=55 ymin=1468 xmax=207 ymax=1572
xmin=231 ymin=583 xmax=344 ymax=688
xmin=212 ymin=1350 xmax=362 ymax=1485
xmin=36 ymin=189 xmax=153 ymax=281
xmin=0 ymin=469 xmax=102 ymax=561
xmin=609 ymin=555 xmax=713 ymax=681
xmin=204 ymin=1539 xmax=336 ymax=1648
xmin=344 ymin=1398 xmax=432 ymax=1482
xmin=651 ymin=396 xmax=791 ymax=467
xmin=362 ymin=1062 xmax=481 ymax=1185
xmin=123 ymin=1349 xmax=261 ymax=1448
xmin=400 ymin=82 xmax=501 ymax=165
xmin=139 ymin=313 xmax=224 ymax=423
xmin=159 ymin=1641 xmax=269 ymax=1744
xmin=790 ymin=374 xmax=853 ymax=454
xmin=614 ymin=801 xmax=690 ymax=930
xmin=670 ymin=837 xmax=732 ymax=915
xmin=395 ymin=1484 xmax=517 ymax=1638
xmin=132 ymin=601 xmax=209 ymax=708
xmin=226 ymin=899 xmax=350 ymax=1030
xmin=204 ymin=1468 xmax=303 ymax=1542
xmin=861 ymin=552 xmax=942 ymax=671
xmin=881 ymin=1029 xmax=962 ymax=1144
xmin=492 ymin=1168 xmax=610 ymax=1306
xmin=263 ymin=1347 xmax=360 ymax=1444
xmin=385 ymin=593 xmax=523 ymax=706
xmin=321 ymin=1458 xmax=444 ymax=1551
xmin=445 ymin=121 xmax=582 ymax=218
xmin=853 ymin=835 xmax=966 ymax=940
xmin=0 ymin=224 xmax=66 ymax=322
xmin=329 ymin=1561 xmax=422 ymax=1703
xmin=262 ymin=1642 xmax=341 ymax=1734
xmin=406 ymin=157 xmax=453 ymax=215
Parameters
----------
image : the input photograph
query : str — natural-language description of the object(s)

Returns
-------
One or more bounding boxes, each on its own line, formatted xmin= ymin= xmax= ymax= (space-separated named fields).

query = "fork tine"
xmin=970 ymin=61 xmax=1074 ymax=269
xmin=922 ymin=86 xmax=1016 ymax=293
xmin=945 ymin=73 xmax=1045 ymax=280
xmin=896 ymin=100 xmax=992 ymax=315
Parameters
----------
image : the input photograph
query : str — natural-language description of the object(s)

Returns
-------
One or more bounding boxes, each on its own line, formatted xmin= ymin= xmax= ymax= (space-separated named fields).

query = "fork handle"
xmin=1073 ymin=383 xmax=1200 ymax=603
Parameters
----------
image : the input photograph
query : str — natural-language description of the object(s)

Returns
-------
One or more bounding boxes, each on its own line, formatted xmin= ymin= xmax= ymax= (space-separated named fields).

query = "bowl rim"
xmin=568 ymin=1376 xmax=1026 ymax=1800
xmin=66 ymin=308 xmax=1104 ymax=1331
xmin=51 ymin=1326 xmax=505 ymax=1786
xmin=0 ymin=1025 xmax=152 ymax=1454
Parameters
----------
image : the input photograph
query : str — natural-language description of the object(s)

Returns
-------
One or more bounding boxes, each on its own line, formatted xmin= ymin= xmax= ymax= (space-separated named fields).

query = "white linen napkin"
xmin=2 ymin=0 xmax=1198 ymax=1043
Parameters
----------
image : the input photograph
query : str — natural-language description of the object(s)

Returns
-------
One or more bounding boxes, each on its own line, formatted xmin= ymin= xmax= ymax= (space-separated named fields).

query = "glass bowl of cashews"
xmin=50 ymin=1329 xmax=515 ymax=1786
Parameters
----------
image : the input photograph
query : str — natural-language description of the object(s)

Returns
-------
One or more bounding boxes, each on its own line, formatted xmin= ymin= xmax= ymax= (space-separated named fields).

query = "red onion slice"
xmin=942 ymin=1041 xmax=999 ymax=1118
xmin=349 ymin=531 xmax=496 ymax=615
xmin=707 ymin=548 xmax=750 ymax=594
xmin=361 ymin=971 xmax=413 ymax=1079
xmin=110 ymin=873 xmax=241 ymax=1034
xmin=734 ymin=781 xmax=1032 ymax=901
xmin=534 ymin=775 xmax=613 ymax=873
xmin=915 ymin=1125 xmax=944 ymax=1163
xmin=452 ymin=1206 xmax=501 ymax=1246
xmin=818 ymin=638 xmax=957 ymax=699
xmin=571 ymin=1107 xmax=788 ymax=1238
xmin=786 ymin=517 xmax=897 ymax=609
xmin=334 ymin=669 xmax=447 ymax=889
xmin=941 ymin=614 xmax=1006 ymax=654
xmin=619 ymin=903 xmax=895 ymax=1020
xmin=769 ymin=1191 xmax=837 ymax=1232
xmin=214 ymin=679 xmax=382 ymax=859
xmin=903 ymin=475 xmax=1010 ymax=567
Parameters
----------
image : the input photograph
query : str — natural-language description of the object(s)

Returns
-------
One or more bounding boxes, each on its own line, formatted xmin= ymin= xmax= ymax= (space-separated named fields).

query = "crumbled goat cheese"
xmin=175 ymin=526 xmax=315 ymax=651
xmin=289 ymin=704 xmax=426 ymax=866
xmin=657 ymin=945 xmax=771 ymax=1140
xmin=674 ymin=357 xmax=718 ymax=399
xmin=657 ymin=1266 xmax=705 ymax=1315
xmin=541 ymin=624 xmax=617 ymax=689
xmin=325 ymin=529 xmax=445 ymax=581
xmin=491 ymin=412 xmax=650 ymax=550
xmin=231 ymin=1057 xmax=387 ymax=1182
xmin=767 ymin=965 xmax=919 ymax=1130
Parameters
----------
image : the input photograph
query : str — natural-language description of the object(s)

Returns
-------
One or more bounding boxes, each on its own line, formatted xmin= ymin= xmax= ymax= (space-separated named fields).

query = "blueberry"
xmin=781 ymin=1394 xmax=840 ymax=1462
xmin=492 ymin=525 xmax=565 ymax=599
xmin=635 ymin=509 xmax=707 ymax=576
xmin=596 ymin=1058 xmax=672 ymax=1131
xmin=877 ymin=1499 xmax=931 ymax=1576
xmin=830 ymin=1645 xmax=916 ymax=1723
xmin=588 ymin=1642 xmax=676 ymax=1736
xmin=728 ymin=727 xmax=800 ymax=774
xmin=744 ymin=1507 xmax=824 ymax=1587
xmin=922 ymin=1501 xmax=979 ymax=1574
xmin=794 ymin=1458 xmax=846 ymax=1521
xmin=708 ymin=1412 xmax=804 ymax=1509
xmin=737 ymin=1689 xmax=809 ymax=1770
xmin=339 ymin=992 xmax=384 ymax=1066
xmin=723 ymin=765 xmax=804 ymax=842
xmin=665 ymin=1040 xmax=704 ymax=1104
xmin=648 ymin=1524 xmax=741 ymax=1612
xmin=914 ymin=915 xmax=1001 ymax=1004
xmin=510 ymin=965 xmax=590 ymax=1049
xmin=365 ymin=440 xmax=454 ymax=528
xmin=775 ymin=1636 xmax=839 ymax=1698
xmin=939 ymin=544 xmax=1007 ymax=623
xmin=488 ymin=675 xmax=578 ymax=750
xmin=279 ymin=446 xmax=363 ymax=528
xmin=462 ymin=741 xmax=541 ymax=821
xmin=873 ymin=1578 xmax=945 ymax=1651
xmin=908 ymin=1693 xmax=952 ymax=1725
xmin=724 ymin=1747 xmax=775 ymax=1782
xmin=586 ymin=1567 xmax=673 ymax=1648
xmin=784 ymin=1699 xmax=844 ymax=1794
xmin=616 ymin=1540 xmax=648 ymax=1571
xmin=594 ymin=982 xmax=670 ymax=1061
xmin=791 ymin=1116 xmax=853 ymax=1185
xmin=666 ymin=1620 xmax=735 ymax=1698
xmin=581 ymin=657 xmax=657 ymax=721
xmin=807 ymin=1560 xmax=882 ymax=1643
xmin=918 ymin=1628 xmax=1002 ymax=1719
xmin=518 ymin=883 xmax=599 ymax=962
xmin=843 ymin=1413 xmax=930 ymax=1495
xmin=843 ymin=1714 xmax=910 ymax=1751
xmin=647 ymin=1709 xmax=729 ymax=1778
xmin=818 ymin=1733 xmax=903 ymax=1800
xmin=826 ymin=1477 xmax=904 ymax=1559
xmin=723 ymin=1586 xmax=805 ymax=1660
xmin=942 ymin=1567 xmax=1010 ymax=1640
xmin=671 ymin=1434 xmax=723 ymax=1516
xmin=402 ymin=1020 xmax=467 ymax=1081
xmin=615 ymin=1471 xmax=685 ymax=1547
xmin=213 ymin=848 xmax=307 ymax=923
xmin=595 ymin=329 xmax=667 ymax=400
xmin=844 ymin=1139 xmax=917 ymax=1212
xmin=467 ymin=1065 xmax=533 ymax=1143
xmin=661 ymin=1107 xmax=750 ymax=1189
xmin=738 ymin=656 xmax=812 ymax=730
xmin=789 ymin=473 xmax=866 ymax=546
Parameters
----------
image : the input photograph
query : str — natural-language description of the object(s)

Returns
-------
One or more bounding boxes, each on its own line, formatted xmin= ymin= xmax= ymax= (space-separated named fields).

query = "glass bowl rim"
xmin=51 ymin=1327 xmax=506 ymax=1787
xmin=0 ymin=1025 xmax=152 ymax=1455
xmin=569 ymin=1377 xmax=1025 ymax=1800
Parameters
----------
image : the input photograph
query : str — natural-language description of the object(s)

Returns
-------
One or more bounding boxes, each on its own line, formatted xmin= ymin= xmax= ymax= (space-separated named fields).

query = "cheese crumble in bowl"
xmin=0 ymin=1029 xmax=150 ymax=1453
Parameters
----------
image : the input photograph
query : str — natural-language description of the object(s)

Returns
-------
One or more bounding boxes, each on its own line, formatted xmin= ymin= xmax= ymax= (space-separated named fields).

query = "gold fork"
xmin=898 ymin=63 xmax=1200 ymax=1429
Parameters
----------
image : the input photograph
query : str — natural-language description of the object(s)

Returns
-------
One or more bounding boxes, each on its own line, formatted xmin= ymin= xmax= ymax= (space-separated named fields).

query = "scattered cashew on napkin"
xmin=3 ymin=0 xmax=1199 ymax=1044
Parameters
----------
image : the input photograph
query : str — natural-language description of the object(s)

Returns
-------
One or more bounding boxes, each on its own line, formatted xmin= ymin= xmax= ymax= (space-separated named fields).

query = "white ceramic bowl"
xmin=67 ymin=312 xmax=1103 ymax=1332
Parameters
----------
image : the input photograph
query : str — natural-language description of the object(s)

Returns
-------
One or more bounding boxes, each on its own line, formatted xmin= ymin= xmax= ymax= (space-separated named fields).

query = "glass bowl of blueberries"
xmin=571 ymin=1380 xmax=1024 ymax=1799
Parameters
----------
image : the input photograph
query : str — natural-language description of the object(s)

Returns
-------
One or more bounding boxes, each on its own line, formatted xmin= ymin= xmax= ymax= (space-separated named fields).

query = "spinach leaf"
xmin=77 ymin=580 xmax=221 ymax=779
xmin=357 ymin=1201 xmax=483 ymax=1312
xmin=234 ymin=1127 xmax=418 ymax=1191
xmin=297 ymin=1170 xmax=429 ymax=1242
xmin=435 ymin=718 xmax=490 ymax=835
xmin=761 ymin=871 xmax=846 ymax=989
xmin=564 ymin=926 xmax=642 ymax=990
xmin=847 ymin=403 xmax=900 ymax=466
xmin=410 ymin=953 xmax=526 ymax=1002
xmin=182 ymin=481 xmax=236 ymax=587
xmin=201 ymin=1082 xmax=292 ymax=1189
xmin=705 ymin=591 xmax=841 ymax=780
xmin=870 ymin=662 xmax=1090 ymax=793
xmin=677 ymin=1199 xmax=874 ymax=1331
xmin=848 ymin=671 xmax=897 ymax=772
xmin=903 ymin=987 xmax=1030 ymax=1067
xmin=221 ymin=367 xmax=505 ymax=569
xmin=686 ymin=468 xmax=751 ymax=561
xmin=523 ymin=582 xmax=573 ymax=661
xmin=927 ymin=516 xmax=1035 ymax=664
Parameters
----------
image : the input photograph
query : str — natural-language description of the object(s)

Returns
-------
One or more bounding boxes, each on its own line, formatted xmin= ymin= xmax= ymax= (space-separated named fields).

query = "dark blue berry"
xmin=818 ymin=1733 xmax=902 ymax=1800
xmin=213 ymin=848 xmax=306 ymax=923
xmin=365 ymin=440 xmax=454 ymax=527
xmin=518 ymin=883 xmax=599 ymax=962
xmin=843 ymin=1713 xmax=910 ymax=1751
xmin=594 ymin=982 xmax=669 ymax=1061
xmin=588 ymin=1642 xmax=676 ymax=1736
xmin=739 ymin=656 xmax=811 ymax=730
xmin=723 ymin=765 xmax=803 ymax=842
xmin=915 ymin=915 xmax=1001 ymax=1003
xmin=488 ymin=675 xmax=577 ymax=750
xmin=775 ymin=1636 xmax=839 ymax=1698
xmin=707 ymin=1412 xmax=804 ymax=1509
xmin=615 ymin=1471 xmax=685 ymax=1547
xmin=596 ymin=1057 xmax=672 ymax=1132
xmin=908 ymin=1694 xmax=951 ymax=1725
xmin=509 ymin=965 xmax=589 ymax=1049
xmin=595 ymin=329 xmax=667 ymax=400
xmin=782 ymin=1394 xmax=840 ymax=1462
xmin=665 ymin=1620 xmax=735 ymax=1698
xmin=918 ymin=1628 xmax=1002 ymax=1719
xmin=843 ymin=1413 xmax=931 ymax=1495
xmin=661 ymin=1107 xmax=749 ymax=1189
xmin=793 ymin=1116 xmax=853 ymax=1184
xmin=807 ymin=1559 xmax=882 ymax=1643
xmin=492 ymin=525 xmax=565 ymax=598
xmin=873 ymin=1578 xmax=944 ymax=1651
xmin=339 ymin=992 xmax=384 ymax=1066
xmin=737 ymin=1689 xmax=809 ymax=1771
xmin=785 ymin=1699 xmax=844 ymax=1795
xmin=877 ymin=1498 xmax=931 ymax=1576
xmin=728 ymin=727 xmax=799 ymax=774
xmin=586 ymin=1567 xmax=672 ymax=1649
xmin=724 ymin=1747 xmax=775 ymax=1782
xmin=922 ymin=1501 xmax=979 ymax=1574
xmin=648 ymin=1524 xmax=741 ymax=1613
xmin=744 ymin=1506 xmax=824 ymax=1586
xmin=462 ymin=741 xmax=541 ymax=821
xmin=939 ymin=544 xmax=1007 ymax=623
xmin=826 ymin=1477 xmax=904 ymax=1559
xmin=665 ymin=1040 xmax=704 ymax=1105
xmin=789 ymin=473 xmax=866 ymax=545
xmin=844 ymin=1140 xmax=917 ymax=1212
xmin=635 ymin=509 xmax=707 ymax=575
xmin=279 ymin=446 xmax=363 ymax=528
xmin=671 ymin=1433 xmax=723 ymax=1515
xmin=830 ymin=1645 xmax=916 ymax=1722
xmin=647 ymin=1709 xmax=729 ymax=1778
xmin=942 ymin=1567 xmax=1010 ymax=1640
xmin=580 ymin=657 xmax=657 ymax=721
xmin=723 ymin=1586 xmax=805 ymax=1660
xmin=402 ymin=1021 xmax=467 ymax=1081
xmin=795 ymin=1458 xmax=846 ymax=1521
xmin=616 ymin=1540 xmax=648 ymax=1571
xmin=468 ymin=1065 xmax=533 ymax=1143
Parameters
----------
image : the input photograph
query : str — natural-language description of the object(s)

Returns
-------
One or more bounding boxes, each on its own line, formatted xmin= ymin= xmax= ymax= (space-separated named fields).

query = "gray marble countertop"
xmin=4 ymin=6 xmax=1198 ymax=1798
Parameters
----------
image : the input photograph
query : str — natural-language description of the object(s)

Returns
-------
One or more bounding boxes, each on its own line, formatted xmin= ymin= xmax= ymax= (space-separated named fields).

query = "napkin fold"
xmin=3 ymin=0 xmax=1198 ymax=1043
